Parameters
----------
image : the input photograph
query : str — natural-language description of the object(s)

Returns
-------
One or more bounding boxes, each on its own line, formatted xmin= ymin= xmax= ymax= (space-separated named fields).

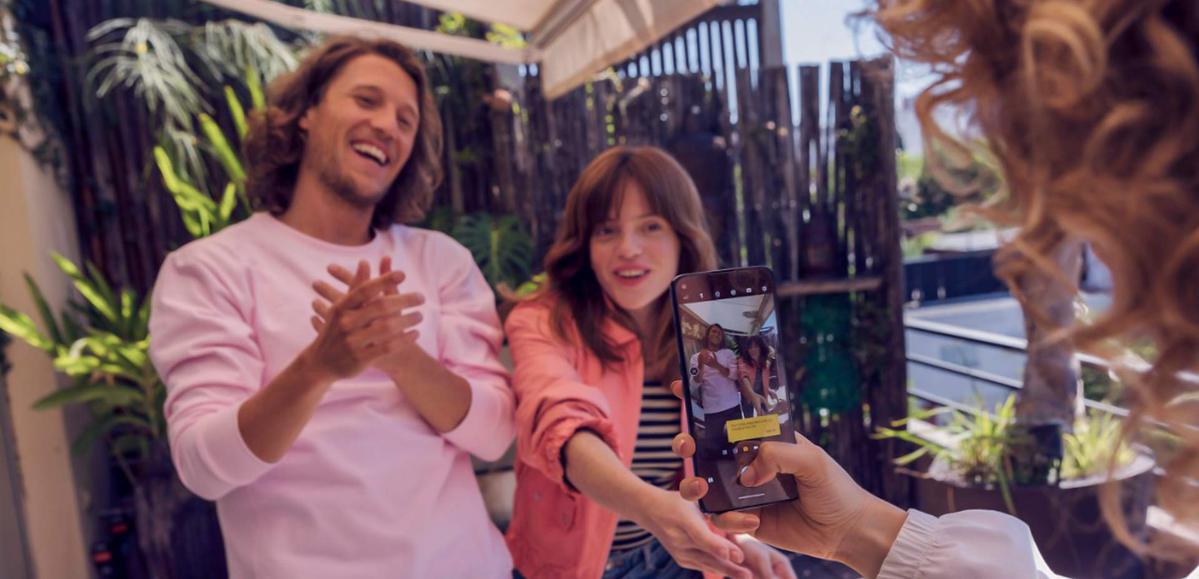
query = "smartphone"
xmin=670 ymin=266 xmax=799 ymax=513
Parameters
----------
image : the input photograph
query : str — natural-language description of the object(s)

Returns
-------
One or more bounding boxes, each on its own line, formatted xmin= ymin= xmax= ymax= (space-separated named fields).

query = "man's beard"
xmin=318 ymin=162 xmax=388 ymax=211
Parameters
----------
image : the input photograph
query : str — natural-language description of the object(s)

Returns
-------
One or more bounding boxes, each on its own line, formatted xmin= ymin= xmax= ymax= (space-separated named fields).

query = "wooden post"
xmin=761 ymin=66 xmax=799 ymax=281
xmin=862 ymin=56 xmax=911 ymax=507
xmin=734 ymin=67 xmax=767 ymax=267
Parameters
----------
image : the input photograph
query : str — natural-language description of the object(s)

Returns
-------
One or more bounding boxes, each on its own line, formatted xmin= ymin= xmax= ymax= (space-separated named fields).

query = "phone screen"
xmin=671 ymin=267 xmax=799 ymax=513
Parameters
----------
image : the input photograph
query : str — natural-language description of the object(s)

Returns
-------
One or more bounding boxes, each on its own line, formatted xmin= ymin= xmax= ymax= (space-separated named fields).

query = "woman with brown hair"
xmin=504 ymin=146 xmax=794 ymax=578
xmin=671 ymin=1 xmax=1199 ymax=577
xmin=736 ymin=335 xmax=775 ymax=417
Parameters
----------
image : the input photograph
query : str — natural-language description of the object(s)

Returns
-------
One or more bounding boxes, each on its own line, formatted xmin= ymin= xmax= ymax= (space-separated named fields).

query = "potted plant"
xmin=0 ymin=41 xmax=262 ymax=577
xmin=875 ymin=394 xmax=1155 ymax=579
xmin=0 ymin=254 xmax=228 ymax=579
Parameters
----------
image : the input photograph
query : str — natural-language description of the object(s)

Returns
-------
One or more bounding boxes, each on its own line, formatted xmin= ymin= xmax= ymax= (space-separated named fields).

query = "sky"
xmin=778 ymin=0 xmax=931 ymax=153
xmin=780 ymin=0 xmax=884 ymax=65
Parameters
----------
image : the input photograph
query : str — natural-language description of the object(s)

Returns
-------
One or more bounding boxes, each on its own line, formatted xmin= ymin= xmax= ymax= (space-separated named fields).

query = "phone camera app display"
xmin=677 ymin=273 xmax=797 ymax=512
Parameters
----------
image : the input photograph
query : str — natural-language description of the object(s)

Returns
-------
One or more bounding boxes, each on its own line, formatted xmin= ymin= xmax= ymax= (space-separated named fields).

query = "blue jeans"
xmin=602 ymin=539 xmax=702 ymax=579
xmin=510 ymin=539 xmax=702 ymax=579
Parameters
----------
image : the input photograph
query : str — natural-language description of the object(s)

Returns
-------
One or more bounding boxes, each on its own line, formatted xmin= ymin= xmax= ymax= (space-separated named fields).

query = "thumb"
xmin=741 ymin=441 xmax=824 ymax=487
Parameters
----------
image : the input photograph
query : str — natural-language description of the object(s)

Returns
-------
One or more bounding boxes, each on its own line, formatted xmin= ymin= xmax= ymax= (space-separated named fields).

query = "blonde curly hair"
xmin=870 ymin=0 xmax=1199 ymax=556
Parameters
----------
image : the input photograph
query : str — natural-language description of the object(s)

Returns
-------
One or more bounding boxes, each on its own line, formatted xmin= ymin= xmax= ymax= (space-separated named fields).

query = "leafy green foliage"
xmin=87 ymin=18 xmax=208 ymax=136
xmin=901 ymin=145 xmax=1000 ymax=221
xmin=0 ymin=253 xmax=161 ymax=484
xmin=191 ymin=20 xmax=298 ymax=85
xmin=423 ymin=208 xmax=536 ymax=293
xmin=153 ymin=146 xmax=238 ymax=238
xmin=86 ymin=17 xmax=299 ymax=196
xmin=514 ymin=273 xmax=546 ymax=298
xmin=485 ymin=24 xmax=526 ymax=49
xmin=451 ymin=213 xmax=535 ymax=292
xmin=875 ymin=396 xmax=1022 ymax=514
xmin=876 ymin=395 xmax=1137 ymax=515
xmin=151 ymin=70 xmax=256 ymax=238
xmin=1062 ymin=411 xmax=1135 ymax=480
xmin=901 ymin=231 xmax=941 ymax=258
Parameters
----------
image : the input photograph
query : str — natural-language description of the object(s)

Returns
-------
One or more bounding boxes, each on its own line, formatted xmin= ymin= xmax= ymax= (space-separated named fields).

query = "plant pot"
xmin=914 ymin=453 xmax=1155 ymax=579
xmin=130 ymin=448 xmax=227 ymax=579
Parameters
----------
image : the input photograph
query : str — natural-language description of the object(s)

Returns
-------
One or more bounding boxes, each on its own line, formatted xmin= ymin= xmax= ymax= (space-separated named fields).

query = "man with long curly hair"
xmin=148 ymin=37 xmax=514 ymax=577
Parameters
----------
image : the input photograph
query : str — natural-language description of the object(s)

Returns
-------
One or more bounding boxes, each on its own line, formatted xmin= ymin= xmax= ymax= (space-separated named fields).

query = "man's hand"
xmin=312 ymin=257 xmax=474 ymax=433
xmin=305 ymin=259 xmax=420 ymax=381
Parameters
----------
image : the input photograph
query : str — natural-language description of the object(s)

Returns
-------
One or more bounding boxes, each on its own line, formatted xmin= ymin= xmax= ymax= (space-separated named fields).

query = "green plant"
xmin=152 ymin=74 xmax=257 ymax=237
xmin=88 ymin=18 xmax=211 ymax=189
xmin=191 ymin=21 xmax=297 ymax=87
xmin=513 ymin=273 xmax=546 ymax=298
xmin=86 ymin=17 xmax=298 ymax=194
xmin=436 ymin=12 xmax=525 ymax=48
xmin=3 ymin=63 xmax=267 ymax=475
xmin=0 ymin=253 xmax=161 ymax=487
xmin=452 ymin=212 xmax=535 ymax=291
xmin=1 ymin=21 xmax=31 ymax=105
xmin=874 ymin=396 xmax=1022 ymax=514
xmin=1 ymin=8 xmax=60 ymax=166
xmin=1062 ymin=411 xmax=1135 ymax=480
xmin=875 ymin=395 xmax=1137 ymax=515
xmin=901 ymin=231 xmax=941 ymax=258
xmin=902 ymin=143 xmax=999 ymax=221
xmin=426 ymin=210 xmax=535 ymax=293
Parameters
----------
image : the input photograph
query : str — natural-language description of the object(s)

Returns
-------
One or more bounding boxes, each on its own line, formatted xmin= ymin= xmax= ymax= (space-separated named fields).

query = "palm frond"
xmin=451 ymin=213 xmax=535 ymax=289
xmin=86 ymin=18 xmax=209 ymax=131
xmin=23 ymin=272 xmax=65 ymax=346
xmin=192 ymin=20 xmax=299 ymax=85
xmin=162 ymin=125 xmax=211 ymax=196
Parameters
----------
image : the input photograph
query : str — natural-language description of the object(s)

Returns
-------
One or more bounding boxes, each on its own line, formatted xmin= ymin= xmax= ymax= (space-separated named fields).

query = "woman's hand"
xmin=752 ymin=393 xmax=769 ymax=416
xmin=670 ymin=380 xmax=908 ymax=578
xmin=736 ymin=534 xmax=797 ymax=579
xmin=630 ymin=486 xmax=752 ymax=579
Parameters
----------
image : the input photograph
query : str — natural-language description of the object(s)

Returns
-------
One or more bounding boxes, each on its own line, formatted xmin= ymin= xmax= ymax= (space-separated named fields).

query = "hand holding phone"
xmin=670 ymin=434 xmax=907 ymax=579
xmin=671 ymin=266 xmax=799 ymax=514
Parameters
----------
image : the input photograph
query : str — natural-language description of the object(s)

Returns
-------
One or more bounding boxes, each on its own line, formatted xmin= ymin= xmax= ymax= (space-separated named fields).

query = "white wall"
xmin=0 ymin=134 xmax=90 ymax=578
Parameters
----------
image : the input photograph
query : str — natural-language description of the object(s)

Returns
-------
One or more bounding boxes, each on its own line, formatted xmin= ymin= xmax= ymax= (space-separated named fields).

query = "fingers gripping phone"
xmin=671 ymin=266 xmax=799 ymax=513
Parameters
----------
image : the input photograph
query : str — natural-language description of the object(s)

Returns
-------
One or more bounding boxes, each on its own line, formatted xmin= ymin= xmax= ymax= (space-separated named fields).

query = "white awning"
xmin=197 ymin=0 xmax=722 ymax=99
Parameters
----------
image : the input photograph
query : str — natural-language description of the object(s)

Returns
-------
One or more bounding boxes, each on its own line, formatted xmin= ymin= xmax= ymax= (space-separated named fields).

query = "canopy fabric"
xmin=197 ymin=0 xmax=721 ymax=98
xmin=535 ymin=0 xmax=722 ymax=98
xmin=681 ymin=294 xmax=774 ymax=337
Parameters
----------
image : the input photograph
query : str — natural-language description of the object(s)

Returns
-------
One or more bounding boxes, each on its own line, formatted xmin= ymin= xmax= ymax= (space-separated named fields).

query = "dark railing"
xmin=903 ymin=251 xmax=1005 ymax=304
xmin=904 ymin=316 xmax=1129 ymax=418
xmin=905 ymin=304 xmax=1199 ymax=573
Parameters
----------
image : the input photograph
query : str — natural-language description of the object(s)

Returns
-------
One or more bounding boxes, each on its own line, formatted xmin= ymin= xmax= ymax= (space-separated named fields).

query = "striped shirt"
xmin=610 ymin=381 xmax=685 ymax=552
